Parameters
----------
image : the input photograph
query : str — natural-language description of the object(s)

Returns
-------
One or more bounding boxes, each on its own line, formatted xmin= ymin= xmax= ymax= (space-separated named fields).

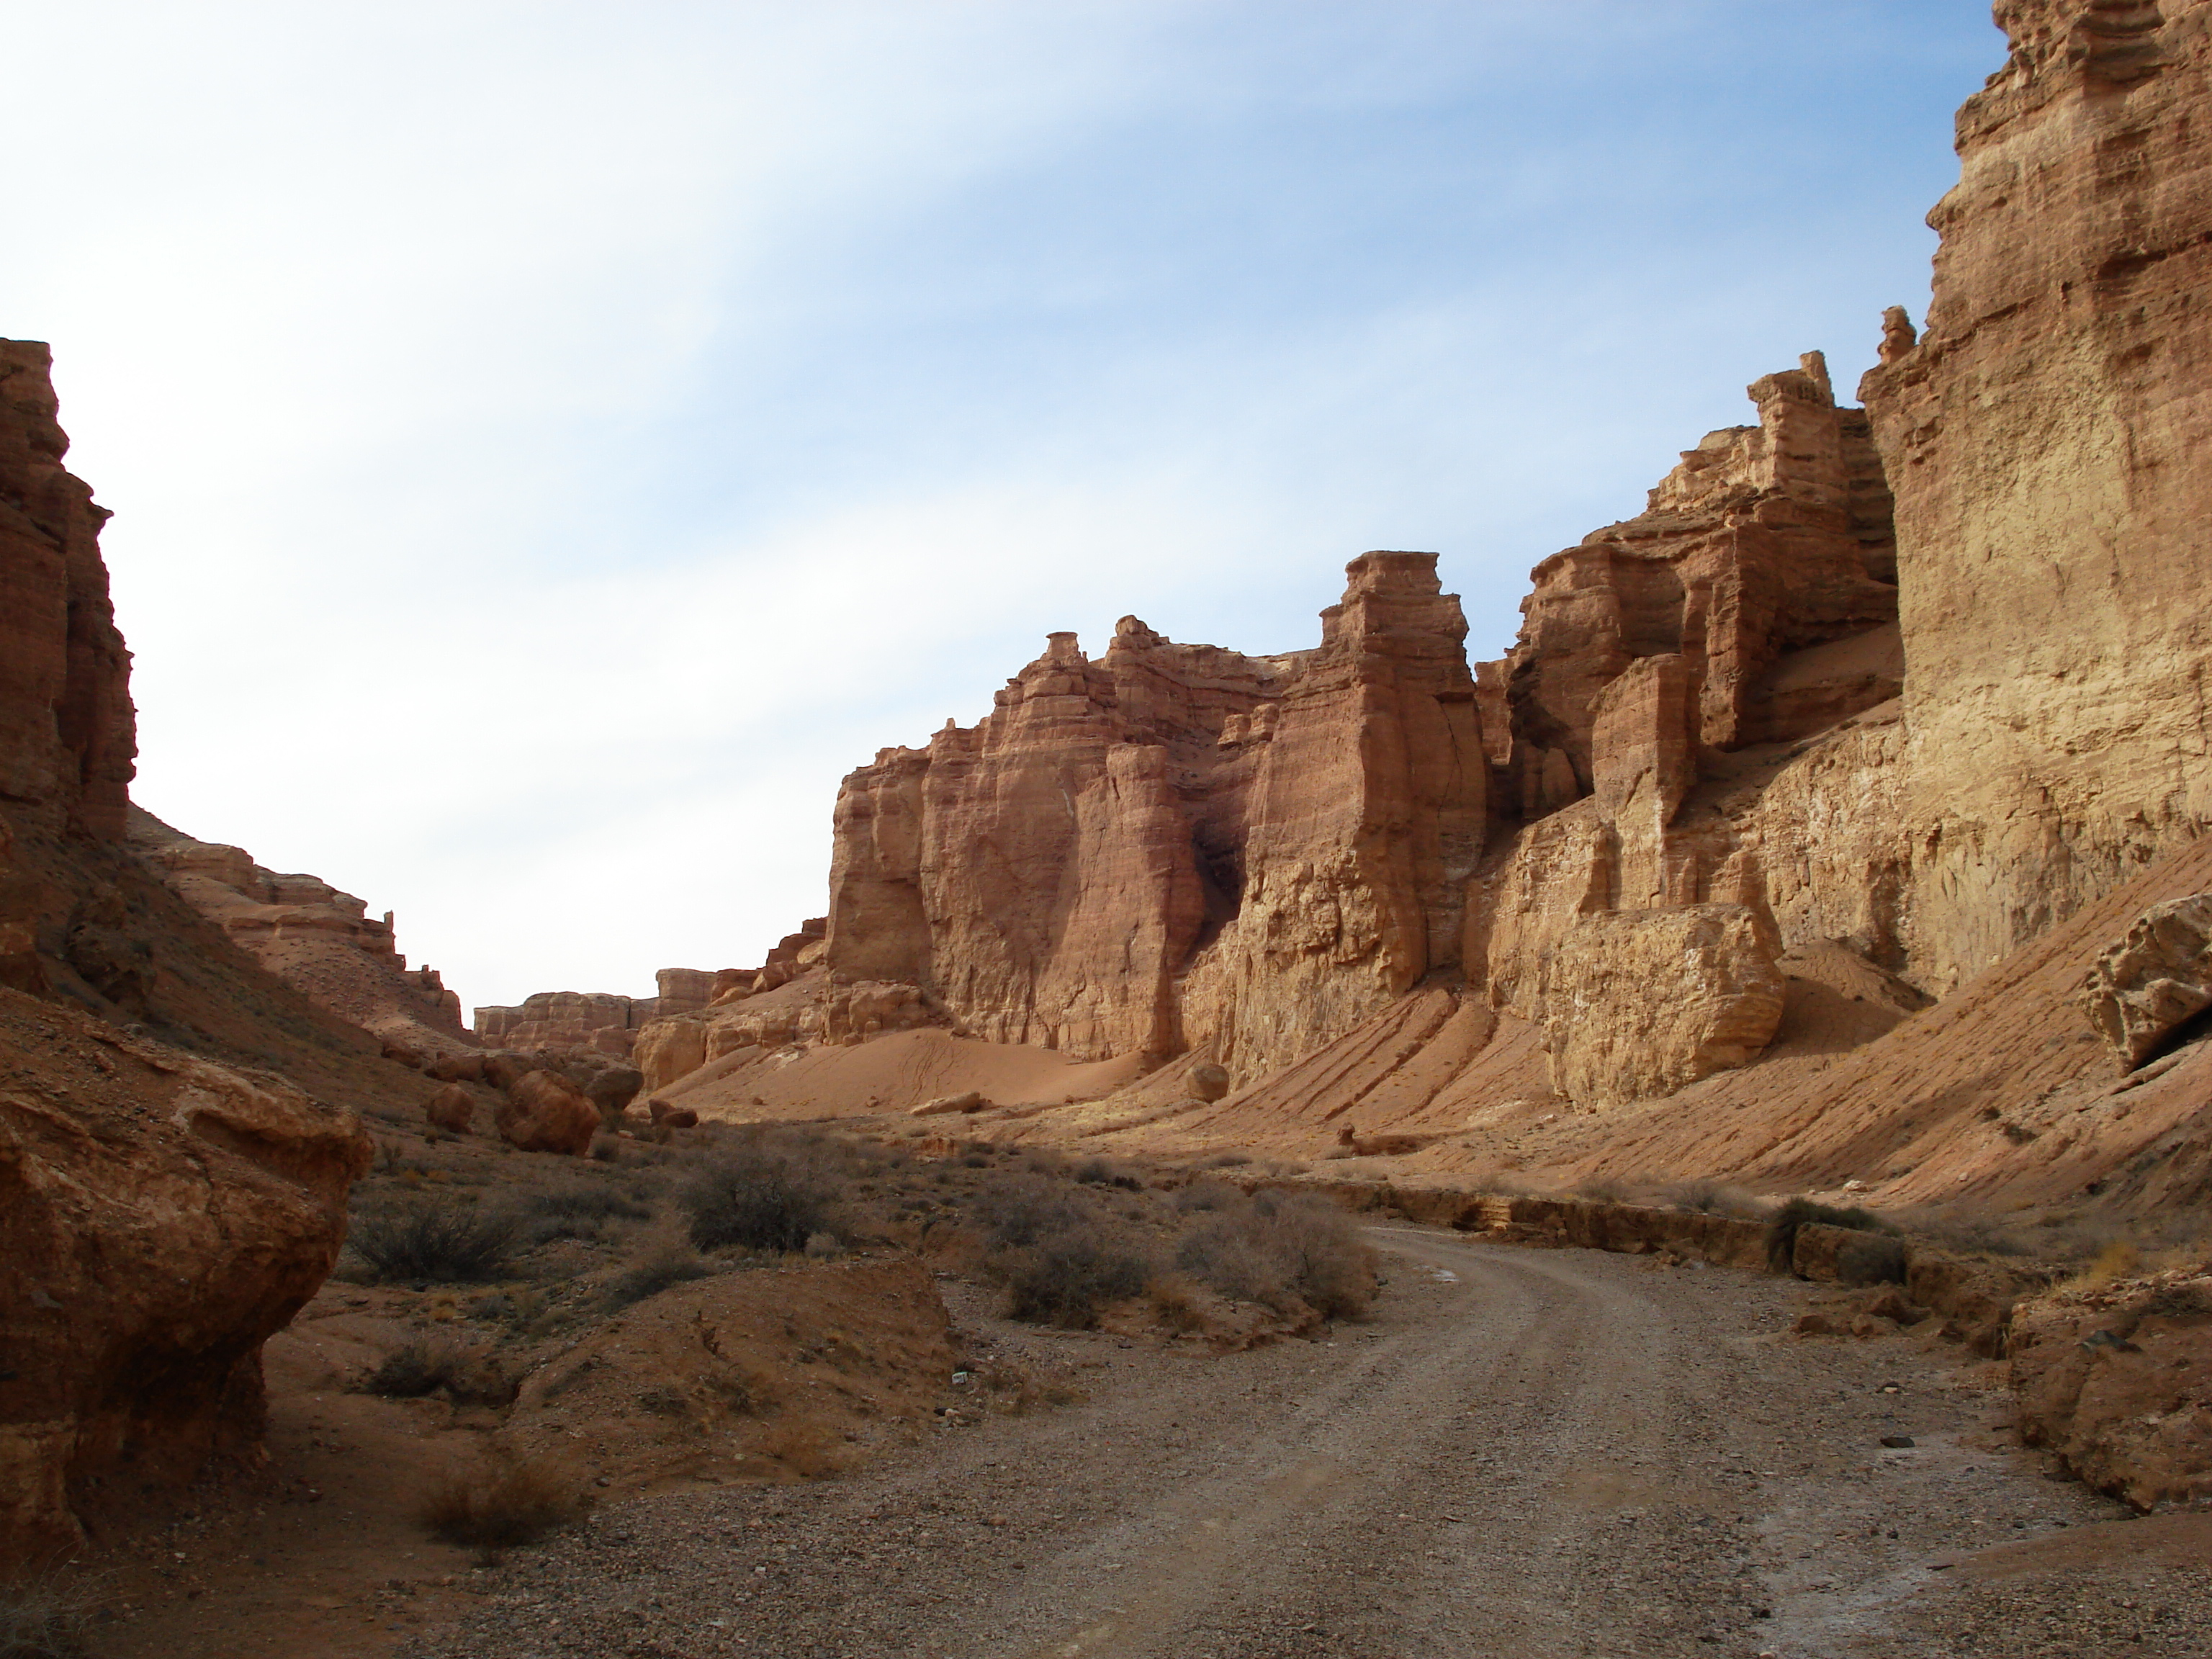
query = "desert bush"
xmin=0 ymin=1569 xmax=94 ymax=1659
xmin=526 ymin=1183 xmax=652 ymax=1222
xmin=366 ymin=1338 xmax=516 ymax=1406
xmin=1572 ymin=1176 xmax=1629 ymax=1203
xmin=976 ymin=1176 xmax=1088 ymax=1250
xmin=420 ymin=1456 xmax=583 ymax=1551
xmin=1176 ymin=1191 xmax=1375 ymax=1319
xmin=601 ymin=1252 xmax=712 ymax=1310
xmin=1199 ymin=1151 xmax=1251 ymax=1169
xmin=994 ymin=1223 xmax=1154 ymax=1327
xmin=679 ymin=1148 xmax=831 ymax=1253
xmin=1172 ymin=1179 xmax=1238 ymax=1214
xmin=349 ymin=1206 xmax=520 ymax=1283
xmin=1836 ymin=1233 xmax=1910 ymax=1287
xmin=1074 ymin=1158 xmax=1141 ymax=1190
xmin=1765 ymin=1197 xmax=1892 ymax=1273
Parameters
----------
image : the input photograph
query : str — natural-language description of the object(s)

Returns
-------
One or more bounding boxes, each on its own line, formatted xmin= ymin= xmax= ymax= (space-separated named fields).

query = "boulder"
xmin=2078 ymin=895 xmax=2212 ymax=1069
xmin=0 ymin=992 xmax=372 ymax=1560
xmin=910 ymin=1091 xmax=986 ymax=1117
xmin=1189 ymin=1062 xmax=1231 ymax=1102
xmin=585 ymin=1064 xmax=644 ymax=1123
xmin=424 ymin=1083 xmax=475 ymax=1135
xmin=1534 ymin=904 xmax=1786 ymax=1106
xmin=427 ymin=1051 xmax=486 ymax=1084
xmin=494 ymin=1070 xmax=600 ymax=1156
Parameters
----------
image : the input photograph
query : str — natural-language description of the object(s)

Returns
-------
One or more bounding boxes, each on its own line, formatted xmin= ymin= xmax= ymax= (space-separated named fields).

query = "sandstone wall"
xmin=130 ymin=808 xmax=470 ymax=1052
xmin=0 ymin=341 xmax=134 ymax=842
xmin=822 ymin=556 xmax=1485 ymax=1082
xmin=1861 ymin=0 xmax=2212 ymax=994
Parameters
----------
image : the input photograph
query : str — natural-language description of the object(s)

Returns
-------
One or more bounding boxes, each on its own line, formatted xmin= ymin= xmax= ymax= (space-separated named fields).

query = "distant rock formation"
xmin=829 ymin=553 xmax=1485 ymax=1080
xmin=130 ymin=807 xmax=469 ymax=1053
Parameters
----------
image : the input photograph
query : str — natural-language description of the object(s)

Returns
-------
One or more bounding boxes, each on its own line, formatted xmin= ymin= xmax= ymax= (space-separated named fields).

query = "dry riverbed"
xmin=387 ymin=1227 xmax=2207 ymax=1659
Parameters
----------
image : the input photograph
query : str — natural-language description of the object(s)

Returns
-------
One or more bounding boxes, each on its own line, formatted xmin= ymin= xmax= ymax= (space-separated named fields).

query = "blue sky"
xmin=0 ymin=1 xmax=2006 ymax=1010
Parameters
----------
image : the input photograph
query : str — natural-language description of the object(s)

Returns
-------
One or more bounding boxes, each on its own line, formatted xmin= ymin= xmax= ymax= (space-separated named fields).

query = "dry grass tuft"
xmin=420 ymin=1455 xmax=585 ymax=1552
xmin=0 ymin=1569 xmax=97 ymax=1659
xmin=365 ymin=1336 xmax=516 ymax=1406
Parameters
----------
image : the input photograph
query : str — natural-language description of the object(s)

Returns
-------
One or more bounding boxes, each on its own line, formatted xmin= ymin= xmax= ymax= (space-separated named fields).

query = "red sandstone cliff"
xmin=129 ymin=807 xmax=472 ymax=1054
xmin=0 ymin=341 xmax=397 ymax=1561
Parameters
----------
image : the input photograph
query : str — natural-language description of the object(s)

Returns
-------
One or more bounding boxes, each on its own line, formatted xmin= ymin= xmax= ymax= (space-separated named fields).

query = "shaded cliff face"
xmin=0 ymin=341 xmax=135 ymax=843
xmin=1862 ymin=0 xmax=2212 ymax=994
xmin=130 ymin=807 xmax=471 ymax=1053
xmin=827 ymin=554 xmax=1485 ymax=1077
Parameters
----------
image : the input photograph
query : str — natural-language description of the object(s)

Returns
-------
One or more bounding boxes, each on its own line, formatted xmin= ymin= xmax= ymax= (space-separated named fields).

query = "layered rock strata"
xmin=130 ymin=808 xmax=469 ymax=1053
xmin=1861 ymin=0 xmax=2212 ymax=994
xmin=826 ymin=554 xmax=1485 ymax=1080
xmin=0 ymin=341 xmax=134 ymax=843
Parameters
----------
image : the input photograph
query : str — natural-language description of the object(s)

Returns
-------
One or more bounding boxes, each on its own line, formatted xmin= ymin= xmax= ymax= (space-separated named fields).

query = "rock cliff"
xmin=825 ymin=553 xmax=1485 ymax=1081
xmin=130 ymin=808 xmax=470 ymax=1053
xmin=0 ymin=341 xmax=400 ymax=1563
xmin=1861 ymin=0 xmax=2212 ymax=995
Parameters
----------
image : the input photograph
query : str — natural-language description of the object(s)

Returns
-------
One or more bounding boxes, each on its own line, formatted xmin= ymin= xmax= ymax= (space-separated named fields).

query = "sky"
xmin=0 ymin=0 xmax=2008 ymax=1013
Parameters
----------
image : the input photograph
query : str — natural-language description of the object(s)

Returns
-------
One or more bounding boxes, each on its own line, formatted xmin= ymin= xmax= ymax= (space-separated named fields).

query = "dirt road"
xmin=404 ymin=1229 xmax=2204 ymax=1659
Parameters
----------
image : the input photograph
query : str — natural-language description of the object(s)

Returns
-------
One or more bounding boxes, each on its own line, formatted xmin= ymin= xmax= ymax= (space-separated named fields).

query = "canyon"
xmin=1 ymin=0 xmax=2209 ymax=1639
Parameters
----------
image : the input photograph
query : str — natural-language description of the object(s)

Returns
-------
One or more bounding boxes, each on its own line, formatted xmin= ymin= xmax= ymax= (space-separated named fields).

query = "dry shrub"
xmin=2076 ymin=1238 xmax=2144 ymax=1288
xmin=366 ymin=1337 xmax=516 ymax=1406
xmin=1665 ymin=1179 xmax=1764 ymax=1218
xmin=600 ymin=1252 xmax=711 ymax=1310
xmin=680 ymin=1147 xmax=830 ymax=1253
xmin=995 ymin=1225 xmax=1154 ymax=1328
xmin=1146 ymin=1272 xmax=1209 ymax=1333
xmin=1199 ymin=1151 xmax=1251 ymax=1169
xmin=349 ymin=1205 xmax=520 ymax=1283
xmin=1176 ymin=1190 xmax=1375 ymax=1320
xmin=0 ymin=1569 xmax=95 ymax=1659
xmin=420 ymin=1455 xmax=583 ymax=1551
xmin=1172 ymin=1179 xmax=1239 ymax=1214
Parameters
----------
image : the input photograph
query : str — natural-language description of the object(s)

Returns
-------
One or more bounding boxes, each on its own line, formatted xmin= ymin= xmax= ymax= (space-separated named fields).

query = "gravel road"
xmin=402 ymin=1228 xmax=2204 ymax=1659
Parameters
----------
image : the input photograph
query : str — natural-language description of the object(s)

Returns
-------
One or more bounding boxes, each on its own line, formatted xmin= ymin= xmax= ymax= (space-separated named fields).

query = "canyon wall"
xmin=824 ymin=552 xmax=1485 ymax=1081
xmin=0 ymin=340 xmax=134 ymax=845
xmin=130 ymin=808 xmax=470 ymax=1053
xmin=1863 ymin=0 xmax=2212 ymax=994
xmin=1 ymin=341 xmax=389 ymax=1561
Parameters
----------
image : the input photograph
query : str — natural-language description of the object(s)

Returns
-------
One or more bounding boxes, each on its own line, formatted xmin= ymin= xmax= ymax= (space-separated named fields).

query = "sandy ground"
xmin=379 ymin=1229 xmax=2205 ymax=1659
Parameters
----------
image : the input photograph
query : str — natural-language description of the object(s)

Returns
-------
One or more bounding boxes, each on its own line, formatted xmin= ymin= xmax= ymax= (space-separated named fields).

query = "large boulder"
xmin=424 ymin=1083 xmax=475 ymax=1135
xmin=0 ymin=991 xmax=371 ymax=1560
xmin=494 ymin=1069 xmax=600 ymax=1156
xmin=584 ymin=1064 xmax=644 ymax=1125
xmin=2078 ymin=894 xmax=2212 ymax=1069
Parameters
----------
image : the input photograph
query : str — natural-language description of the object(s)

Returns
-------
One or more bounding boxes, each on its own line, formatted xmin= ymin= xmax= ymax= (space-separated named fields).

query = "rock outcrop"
xmin=474 ymin=966 xmax=729 ymax=1054
xmin=0 ymin=989 xmax=371 ymax=1559
xmin=824 ymin=554 xmax=1485 ymax=1082
xmin=0 ymin=341 xmax=134 ymax=844
xmin=2079 ymin=894 xmax=2212 ymax=1069
xmin=130 ymin=809 xmax=469 ymax=1053
xmin=1861 ymin=0 xmax=2212 ymax=995
xmin=495 ymin=1069 xmax=601 ymax=1155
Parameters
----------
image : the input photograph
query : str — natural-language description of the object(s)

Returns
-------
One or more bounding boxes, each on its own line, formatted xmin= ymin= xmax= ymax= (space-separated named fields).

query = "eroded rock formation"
xmin=1861 ymin=0 xmax=2212 ymax=995
xmin=0 ymin=989 xmax=371 ymax=1558
xmin=130 ymin=808 xmax=469 ymax=1053
xmin=0 ymin=341 xmax=134 ymax=845
xmin=825 ymin=553 xmax=1485 ymax=1082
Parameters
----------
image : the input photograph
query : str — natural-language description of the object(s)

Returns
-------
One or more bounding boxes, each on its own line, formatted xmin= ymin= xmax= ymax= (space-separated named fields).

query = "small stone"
xmin=1881 ymin=1434 xmax=1916 ymax=1449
